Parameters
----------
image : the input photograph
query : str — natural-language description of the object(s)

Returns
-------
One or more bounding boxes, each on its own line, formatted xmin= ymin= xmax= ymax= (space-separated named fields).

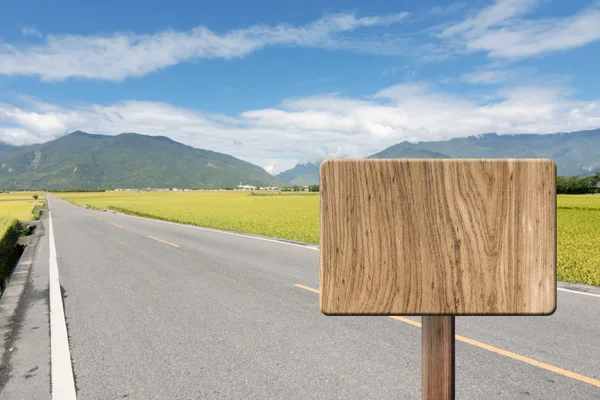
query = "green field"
xmin=0 ymin=191 xmax=46 ymax=220
xmin=56 ymin=191 xmax=600 ymax=286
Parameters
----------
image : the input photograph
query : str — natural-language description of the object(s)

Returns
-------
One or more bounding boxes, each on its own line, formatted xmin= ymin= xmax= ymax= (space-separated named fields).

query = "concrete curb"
xmin=0 ymin=215 xmax=45 ymax=354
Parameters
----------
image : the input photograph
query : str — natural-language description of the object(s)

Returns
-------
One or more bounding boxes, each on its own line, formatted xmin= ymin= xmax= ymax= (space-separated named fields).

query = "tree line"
xmin=301 ymin=174 xmax=600 ymax=195
xmin=5 ymin=173 xmax=596 ymax=194
xmin=557 ymin=173 xmax=600 ymax=194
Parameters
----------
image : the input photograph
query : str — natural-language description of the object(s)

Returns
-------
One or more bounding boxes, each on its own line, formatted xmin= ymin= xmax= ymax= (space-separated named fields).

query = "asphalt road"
xmin=3 ymin=194 xmax=600 ymax=399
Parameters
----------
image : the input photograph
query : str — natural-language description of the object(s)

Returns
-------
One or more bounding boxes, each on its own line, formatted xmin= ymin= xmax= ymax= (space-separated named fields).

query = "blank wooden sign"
xmin=320 ymin=159 xmax=556 ymax=316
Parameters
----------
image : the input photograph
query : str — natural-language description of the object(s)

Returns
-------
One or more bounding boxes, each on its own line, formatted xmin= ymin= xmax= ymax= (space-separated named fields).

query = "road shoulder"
xmin=0 ymin=215 xmax=50 ymax=399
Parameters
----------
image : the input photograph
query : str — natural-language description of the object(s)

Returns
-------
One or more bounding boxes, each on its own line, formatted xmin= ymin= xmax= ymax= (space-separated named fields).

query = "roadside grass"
xmin=0 ymin=191 xmax=47 ymax=220
xmin=0 ymin=216 xmax=21 ymax=292
xmin=0 ymin=191 xmax=46 ymax=293
xmin=0 ymin=217 xmax=17 ymax=243
xmin=55 ymin=191 xmax=600 ymax=286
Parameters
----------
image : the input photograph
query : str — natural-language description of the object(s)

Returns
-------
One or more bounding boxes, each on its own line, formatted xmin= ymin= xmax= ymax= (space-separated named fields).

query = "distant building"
xmin=237 ymin=182 xmax=257 ymax=191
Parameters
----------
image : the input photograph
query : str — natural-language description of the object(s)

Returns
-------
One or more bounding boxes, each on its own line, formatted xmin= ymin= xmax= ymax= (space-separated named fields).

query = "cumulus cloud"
xmin=0 ymin=12 xmax=409 ymax=81
xmin=440 ymin=0 xmax=600 ymax=59
xmin=2 ymin=82 xmax=599 ymax=172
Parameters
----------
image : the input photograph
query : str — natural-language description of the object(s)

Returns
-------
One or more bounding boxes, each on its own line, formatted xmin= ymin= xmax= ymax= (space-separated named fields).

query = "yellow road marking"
xmin=389 ymin=315 xmax=422 ymax=328
xmin=294 ymin=284 xmax=600 ymax=389
xmin=112 ymin=223 xmax=124 ymax=229
xmin=294 ymin=284 xmax=320 ymax=293
xmin=148 ymin=236 xmax=180 ymax=248
xmin=455 ymin=335 xmax=600 ymax=388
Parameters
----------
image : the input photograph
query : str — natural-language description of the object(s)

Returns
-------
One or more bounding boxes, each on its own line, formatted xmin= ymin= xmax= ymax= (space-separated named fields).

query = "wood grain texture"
xmin=422 ymin=316 xmax=455 ymax=400
xmin=320 ymin=159 xmax=556 ymax=315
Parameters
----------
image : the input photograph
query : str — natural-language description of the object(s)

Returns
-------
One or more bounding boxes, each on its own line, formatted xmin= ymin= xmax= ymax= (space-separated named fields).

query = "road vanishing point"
xmin=0 ymin=194 xmax=599 ymax=399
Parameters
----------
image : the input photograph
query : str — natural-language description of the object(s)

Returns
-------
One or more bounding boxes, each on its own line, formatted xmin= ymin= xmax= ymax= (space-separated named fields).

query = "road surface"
xmin=1 ymin=194 xmax=599 ymax=399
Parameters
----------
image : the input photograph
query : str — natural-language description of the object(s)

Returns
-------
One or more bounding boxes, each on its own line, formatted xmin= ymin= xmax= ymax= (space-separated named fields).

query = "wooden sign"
xmin=319 ymin=158 xmax=557 ymax=399
xmin=320 ymin=159 xmax=556 ymax=316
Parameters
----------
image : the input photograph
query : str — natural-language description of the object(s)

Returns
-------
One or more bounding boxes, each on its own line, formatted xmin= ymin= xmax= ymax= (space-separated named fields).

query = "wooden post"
xmin=422 ymin=316 xmax=455 ymax=400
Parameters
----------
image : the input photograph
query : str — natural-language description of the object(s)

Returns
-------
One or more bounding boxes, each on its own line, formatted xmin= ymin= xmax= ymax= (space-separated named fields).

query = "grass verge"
xmin=0 ymin=217 xmax=23 ymax=295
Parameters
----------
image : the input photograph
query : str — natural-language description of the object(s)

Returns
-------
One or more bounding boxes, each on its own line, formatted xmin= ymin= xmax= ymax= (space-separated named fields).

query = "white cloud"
xmin=461 ymin=68 xmax=512 ymax=84
xmin=4 ymin=3 xmax=596 ymax=84
xmin=2 ymin=82 xmax=599 ymax=171
xmin=429 ymin=2 xmax=467 ymax=16
xmin=460 ymin=65 xmax=536 ymax=84
xmin=441 ymin=0 xmax=539 ymax=37
xmin=383 ymin=65 xmax=418 ymax=81
xmin=21 ymin=27 xmax=43 ymax=38
xmin=441 ymin=0 xmax=600 ymax=59
xmin=263 ymin=164 xmax=276 ymax=174
xmin=1 ymin=3 xmax=598 ymax=85
xmin=0 ymin=12 xmax=409 ymax=81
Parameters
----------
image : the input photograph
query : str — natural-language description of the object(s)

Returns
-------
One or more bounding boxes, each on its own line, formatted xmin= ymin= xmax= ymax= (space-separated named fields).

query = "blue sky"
xmin=1 ymin=0 xmax=599 ymax=173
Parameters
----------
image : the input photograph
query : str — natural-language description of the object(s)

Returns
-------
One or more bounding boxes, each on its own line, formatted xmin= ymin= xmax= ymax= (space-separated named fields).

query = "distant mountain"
xmin=370 ymin=129 xmax=600 ymax=176
xmin=278 ymin=129 xmax=600 ymax=184
xmin=369 ymin=147 xmax=451 ymax=159
xmin=0 ymin=131 xmax=284 ymax=190
xmin=277 ymin=149 xmax=451 ymax=186
xmin=0 ymin=142 xmax=19 ymax=157
xmin=277 ymin=162 xmax=321 ymax=186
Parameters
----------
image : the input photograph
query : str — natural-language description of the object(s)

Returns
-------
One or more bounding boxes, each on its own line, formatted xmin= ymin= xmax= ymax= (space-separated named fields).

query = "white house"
xmin=237 ymin=183 xmax=257 ymax=191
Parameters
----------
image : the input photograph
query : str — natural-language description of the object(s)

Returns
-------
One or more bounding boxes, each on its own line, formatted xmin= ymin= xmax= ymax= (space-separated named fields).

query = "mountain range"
xmin=0 ymin=131 xmax=284 ymax=190
xmin=276 ymin=162 xmax=322 ymax=186
xmin=0 ymin=128 xmax=598 ymax=190
xmin=278 ymin=129 xmax=600 ymax=185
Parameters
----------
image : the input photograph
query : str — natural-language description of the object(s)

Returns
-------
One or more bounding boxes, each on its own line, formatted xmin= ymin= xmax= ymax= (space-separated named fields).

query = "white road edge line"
xmin=49 ymin=211 xmax=77 ymax=400
xmin=557 ymin=287 xmax=600 ymax=298
xmin=111 ymin=211 xmax=320 ymax=251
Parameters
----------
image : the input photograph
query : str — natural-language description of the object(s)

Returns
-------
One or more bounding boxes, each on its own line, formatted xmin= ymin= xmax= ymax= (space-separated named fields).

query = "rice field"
xmin=58 ymin=191 xmax=320 ymax=244
xmin=56 ymin=191 xmax=600 ymax=286
xmin=0 ymin=191 xmax=46 ymax=220
xmin=557 ymin=194 xmax=600 ymax=210
xmin=556 ymin=195 xmax=600 ymax=286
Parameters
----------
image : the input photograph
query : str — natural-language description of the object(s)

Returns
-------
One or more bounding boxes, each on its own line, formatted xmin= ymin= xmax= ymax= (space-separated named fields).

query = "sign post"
xmin=422 ymin=316 xmax=454 ymax=399
xmin=319 ymin=159 xmax=556 ymax=399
